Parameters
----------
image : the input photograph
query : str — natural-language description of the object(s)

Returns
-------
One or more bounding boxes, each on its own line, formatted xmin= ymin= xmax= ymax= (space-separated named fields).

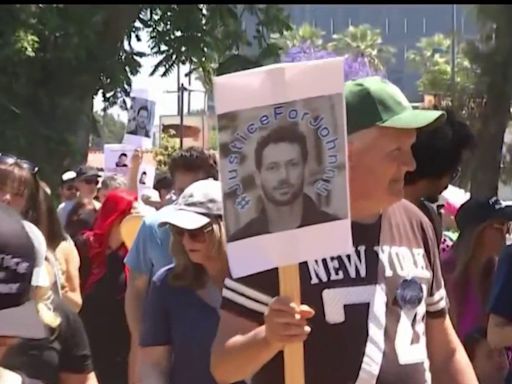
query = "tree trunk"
xmin=469 ymin=13 xmax=512 ymax=198
xmin=470 ymin=91 xmax=511 ymax=198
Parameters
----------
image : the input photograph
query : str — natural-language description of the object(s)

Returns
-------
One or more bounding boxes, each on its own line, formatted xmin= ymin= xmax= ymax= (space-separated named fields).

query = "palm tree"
xmin=327 ymin=24 xmax=396 ymax=74
xmin=270 ymin=22 xmax=325 ymax=51
xmin=406 ymin=33 xmax=452 ymax=96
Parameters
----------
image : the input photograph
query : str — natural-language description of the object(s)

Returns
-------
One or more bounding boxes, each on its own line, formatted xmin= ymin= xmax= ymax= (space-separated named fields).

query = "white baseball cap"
xmin=159 ymin=179 xmax=223 ymax=230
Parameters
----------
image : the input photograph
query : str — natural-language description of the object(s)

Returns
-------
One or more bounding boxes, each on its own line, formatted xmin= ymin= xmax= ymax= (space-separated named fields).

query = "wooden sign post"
xmin=279 ymin=264 xmax=305 ymax=384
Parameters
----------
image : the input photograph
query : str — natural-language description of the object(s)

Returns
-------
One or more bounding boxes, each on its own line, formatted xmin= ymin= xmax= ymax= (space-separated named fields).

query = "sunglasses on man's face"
xmin=173 ymin=225 xmax=213 ymax=243
xmin=0 ymin=153 xmax=39 ymax=174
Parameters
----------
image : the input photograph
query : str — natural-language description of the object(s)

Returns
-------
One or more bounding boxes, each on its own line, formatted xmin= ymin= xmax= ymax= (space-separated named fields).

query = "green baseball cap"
xmin=345 ymin=76 xmax=446 ymax=134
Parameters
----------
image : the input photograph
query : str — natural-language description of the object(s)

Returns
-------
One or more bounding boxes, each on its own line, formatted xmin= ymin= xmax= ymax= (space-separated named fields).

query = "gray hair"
xmin=101 ymin=174 xmax=127 ymax=191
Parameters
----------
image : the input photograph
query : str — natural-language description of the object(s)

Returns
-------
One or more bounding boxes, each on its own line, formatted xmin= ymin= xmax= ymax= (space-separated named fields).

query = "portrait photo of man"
xmin=127 ymin=105 xmax=151 ymax=138
xmin=139 ymin=171 xmax=147 ymax=185
xmin=229 ymin=124 xmax=339 ymax=242
xmin=115 ymin=153 xmax=129 ymax=168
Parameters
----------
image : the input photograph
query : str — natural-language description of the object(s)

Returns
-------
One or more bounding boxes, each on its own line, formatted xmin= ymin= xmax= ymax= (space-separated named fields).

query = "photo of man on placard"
xmin=115 ymin=153 xmax=129 ymax=168
xmin=127 ymin=105 xmax=151 ymax=138
xmin=139 ymin=171 xmax=147 ymax=185
xmin=229 ymin=124 xmax=338 ymax=241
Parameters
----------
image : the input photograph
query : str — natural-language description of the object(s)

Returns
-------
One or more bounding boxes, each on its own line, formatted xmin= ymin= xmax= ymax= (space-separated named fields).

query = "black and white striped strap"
xmin=222 ymin=278 xmax=273 ymax=315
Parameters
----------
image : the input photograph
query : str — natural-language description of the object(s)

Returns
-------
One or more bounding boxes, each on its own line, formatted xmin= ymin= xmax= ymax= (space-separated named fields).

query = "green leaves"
xmin=0 ymin=4 xmax=290 ymax=187
xmin=145 ymin=5 xmax=290 ymax=91
xmin=406 ymin=34 xmax=453 ymax=95
xmin=13 ymin=30 xmax=39 ymax=57
xmin=327 ymin=24 xmax=395 ymax=73
xmin=270 ymin=22 xmax=324 ymax=51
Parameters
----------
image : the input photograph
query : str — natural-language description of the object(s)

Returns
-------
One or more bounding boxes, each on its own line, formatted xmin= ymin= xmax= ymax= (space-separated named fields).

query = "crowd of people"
xmin=1 ymin=76 xmax=512 ymax=384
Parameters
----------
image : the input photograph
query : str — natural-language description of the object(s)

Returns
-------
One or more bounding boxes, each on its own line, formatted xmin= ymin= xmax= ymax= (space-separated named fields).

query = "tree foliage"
xmin=90 ymin=112 xmax=127 ymax=149
xmin=144 ymin=5 xmax=290 ymax=92
xmin=270 ymin=22 xmax=325 ymax=51
xmin=0 ymin=5 xmax=290 ymax=187
xmin=327 ymin=24 xmax=396 ymax=74
xmin=405 ymin=33 xmax=480 ymax=111
xmin=278 ymin=23 xmax=384 ymax=80
xmin=414 ymin=7 xmax=512 ymax=195
xmin=152 ymin=131 xmax=179 ymax=171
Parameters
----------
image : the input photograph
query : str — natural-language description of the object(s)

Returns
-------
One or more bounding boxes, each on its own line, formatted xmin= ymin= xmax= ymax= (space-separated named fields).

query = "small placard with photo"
xmin=104 ymin=144 xmax=135 ymax=178
xmin=137 ymin=165 xmax=156 ymax=195
xmin=123 ymin=95 xmax=156 ymax=149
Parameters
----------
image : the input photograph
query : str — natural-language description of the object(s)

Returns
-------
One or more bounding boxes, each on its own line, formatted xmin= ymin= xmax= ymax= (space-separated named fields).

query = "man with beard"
xmin=403 ymin=108 xmax=475 ymax=245
xmin=229 ymin=124 xmax=338 ymax=242
xmin=127 ymin=106 xmax=151 ymax=138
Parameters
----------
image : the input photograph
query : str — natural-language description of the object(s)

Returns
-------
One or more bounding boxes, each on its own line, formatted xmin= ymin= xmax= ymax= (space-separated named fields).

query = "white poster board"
xmin=214 ymin=57 xmax=352 ymax=278
xmin=123 ymin=91 xmax=156 ymax=149
xmin=104 ymin=144 xmax=135 ymax=178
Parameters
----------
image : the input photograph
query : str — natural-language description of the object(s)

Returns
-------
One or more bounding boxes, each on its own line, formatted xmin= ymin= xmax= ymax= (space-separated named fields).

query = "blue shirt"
xmin=140 ymin=266 xmax=222 ymax=384
xmin=489 ymin=245 xmax=512 ymax=320
xmin=125 ymin=206 xmax=175 ymax=277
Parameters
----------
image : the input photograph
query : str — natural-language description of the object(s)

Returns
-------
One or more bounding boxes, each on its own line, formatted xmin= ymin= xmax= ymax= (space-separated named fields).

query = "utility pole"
xmin=188 ymin=62 xmax=192 ymax=114
xmin=164 ymin=83 xmax=207 ymax=149
xmin=179 ymin=83 xmax=185 ymax=149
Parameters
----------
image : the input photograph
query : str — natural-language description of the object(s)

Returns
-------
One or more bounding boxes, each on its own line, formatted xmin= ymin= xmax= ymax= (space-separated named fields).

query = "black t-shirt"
xmin=1 ymin=299 xmax=94 ymax=384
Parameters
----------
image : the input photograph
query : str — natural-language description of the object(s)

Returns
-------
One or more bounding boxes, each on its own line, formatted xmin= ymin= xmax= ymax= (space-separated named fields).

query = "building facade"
xmin=280 ymin=5 xmax=478 ymax=101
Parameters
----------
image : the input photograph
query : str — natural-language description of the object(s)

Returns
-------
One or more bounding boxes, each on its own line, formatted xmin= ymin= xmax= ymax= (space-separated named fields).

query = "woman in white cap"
xmin=138 ymin=179 xmax=244 ymax=384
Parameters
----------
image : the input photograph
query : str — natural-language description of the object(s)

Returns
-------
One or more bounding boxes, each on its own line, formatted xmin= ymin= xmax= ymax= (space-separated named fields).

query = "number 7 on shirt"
xmin=322 ymin=284 xmax=427 ymax=379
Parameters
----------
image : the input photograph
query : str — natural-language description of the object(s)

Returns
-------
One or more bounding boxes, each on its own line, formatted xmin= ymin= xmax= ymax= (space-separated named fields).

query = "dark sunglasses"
xmin=0 ymin=153 xmax=39 ymax=174
xmin=173 ymin=224 xmax=213 ymax=243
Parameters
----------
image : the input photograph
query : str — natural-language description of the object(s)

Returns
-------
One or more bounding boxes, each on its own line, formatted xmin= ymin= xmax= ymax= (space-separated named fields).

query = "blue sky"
xmin=93 ymin=31 xmax=206 ymax=125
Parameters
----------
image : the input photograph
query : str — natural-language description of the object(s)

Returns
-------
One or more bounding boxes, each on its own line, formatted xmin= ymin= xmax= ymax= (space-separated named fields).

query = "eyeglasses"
xmin=450 ymin=167 xmax=461 ymax=183
xmin=0 ymin=153 xmax=38 ymax=174
xmin=173 ymin=225 xmax=213 ymax=243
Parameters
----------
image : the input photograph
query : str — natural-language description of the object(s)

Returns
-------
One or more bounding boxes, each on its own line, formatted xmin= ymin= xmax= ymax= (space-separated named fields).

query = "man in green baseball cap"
xmin=345 ymin=76 xmax=447 ymax=219
xmin=212 ymin=76 xmax=476 ymax=384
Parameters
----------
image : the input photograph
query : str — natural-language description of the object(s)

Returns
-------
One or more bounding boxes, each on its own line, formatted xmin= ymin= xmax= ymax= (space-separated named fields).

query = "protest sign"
xmin=214 ymin=57 xmax=351 ymax=384
xmin=137 ymin=165 xmax=156 ymax=196
xmin=214 ymin=57 xmax=352 ymax=278
xmin=123 ymin=91 xmax=156 ymax=149
xmin=103 ymin=144 xmax=135 ymax=178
